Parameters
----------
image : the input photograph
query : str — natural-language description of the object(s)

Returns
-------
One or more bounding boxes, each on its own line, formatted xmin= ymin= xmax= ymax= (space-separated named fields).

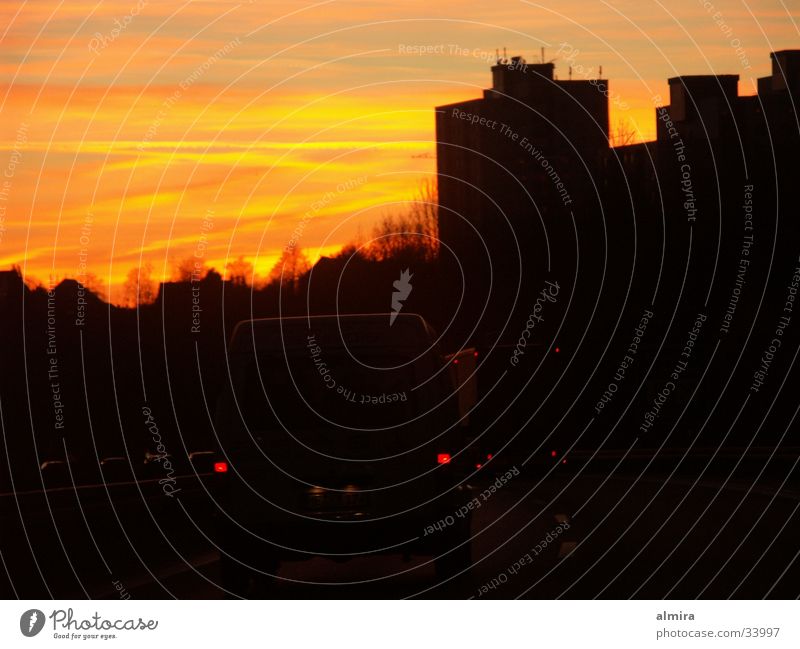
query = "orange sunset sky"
xmin=0 ymin=0 xmax=797 ymax=303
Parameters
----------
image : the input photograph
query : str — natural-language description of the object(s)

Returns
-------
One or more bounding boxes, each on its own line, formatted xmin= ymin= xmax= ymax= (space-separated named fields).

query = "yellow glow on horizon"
xmin=1 ymin=0 xmax=796 ymax=305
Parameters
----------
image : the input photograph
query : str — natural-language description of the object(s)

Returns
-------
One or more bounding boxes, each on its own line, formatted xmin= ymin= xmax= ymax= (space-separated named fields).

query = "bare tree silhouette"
xmin=268 ymin=246 xmax=311 ymax=293
xmin=225 ymin=255 xmax=254 ymax=287
xmin=365 ymin=178 xmax=438 ymax=262
xmin=122 ymin=263 xmax=157 ymax=307
xmin=173 ymin=256 xmax=208 ymax=282
xmin=610 ymin=116 xmax=638 ymax=147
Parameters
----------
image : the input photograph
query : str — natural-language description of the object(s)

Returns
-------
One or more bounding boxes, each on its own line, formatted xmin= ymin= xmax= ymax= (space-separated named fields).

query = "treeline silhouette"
xmin=0 ymin=194 xmax=446 ymax=492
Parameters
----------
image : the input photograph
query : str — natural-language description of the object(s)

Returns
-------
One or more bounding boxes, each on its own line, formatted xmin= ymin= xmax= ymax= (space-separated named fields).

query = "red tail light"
xmin=473 ymin=351 xmax=479 ymax=357
xmin=213 ymin=462 xmax=228 ymax=473
xmin=486 ymin=453 xmax=493 ymax=460
xmin=437 ymin=453 xmax=451 ymax=465
xmin=453 ymin=359 xmax=459 ymax=365
xmin=551 ymin=450 xmax=557 ymax=458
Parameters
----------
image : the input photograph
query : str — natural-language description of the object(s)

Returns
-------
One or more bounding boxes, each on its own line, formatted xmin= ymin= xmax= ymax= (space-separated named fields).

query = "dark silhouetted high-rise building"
xmin=436 ymin=55 xmax=610 ymax=342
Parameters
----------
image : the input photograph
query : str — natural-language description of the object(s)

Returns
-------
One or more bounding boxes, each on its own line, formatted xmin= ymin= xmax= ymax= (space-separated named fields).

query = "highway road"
xmin=6 ymin=459 xmax=796 ymax=599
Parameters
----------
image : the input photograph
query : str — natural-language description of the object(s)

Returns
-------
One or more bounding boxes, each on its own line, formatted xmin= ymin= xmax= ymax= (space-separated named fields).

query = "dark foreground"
xmin=2 ymin=448 xmax=799 ymax=599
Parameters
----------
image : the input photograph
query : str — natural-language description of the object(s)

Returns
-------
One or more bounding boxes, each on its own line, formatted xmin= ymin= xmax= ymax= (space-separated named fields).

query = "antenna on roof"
xmin=503 ymin=46 xmax=507 ymax=63
xmin=541 ymin=47 xmax=545 ymax=64
xmin=599 ymin=65 xmax=603 ymax=79
xmin=496 ymin=48 xmax=500 ymax=63
xmin=569 ymin=66 xmax=573 ymax=80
